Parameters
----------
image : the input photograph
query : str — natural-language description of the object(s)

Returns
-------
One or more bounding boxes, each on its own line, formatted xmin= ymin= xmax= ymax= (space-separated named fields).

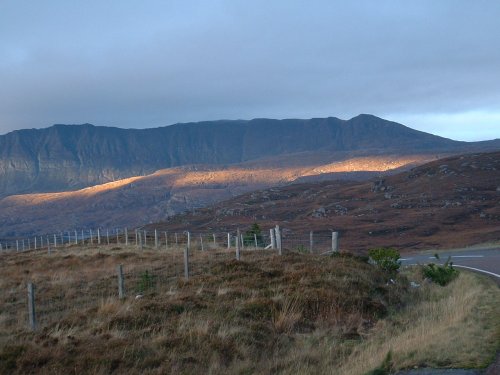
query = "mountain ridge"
xmin=1 ymin=114 xmax=498 ymax=198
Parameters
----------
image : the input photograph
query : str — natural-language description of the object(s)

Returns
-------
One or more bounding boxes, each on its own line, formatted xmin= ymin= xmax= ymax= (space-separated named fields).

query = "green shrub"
xmin=244 ymin=223 xmax=264 ymax=247
xmin=368 ymin=247 xmax=401 ymax=274
xmin=421 ymin=254 xmax=458 ymax=286
xmin=137 ymin=270 xmax=156 ymax=294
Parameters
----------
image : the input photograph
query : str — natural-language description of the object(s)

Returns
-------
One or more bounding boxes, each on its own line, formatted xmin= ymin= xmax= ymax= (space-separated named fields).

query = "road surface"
xmin=400 ymin=247 xmax=500 ymax=282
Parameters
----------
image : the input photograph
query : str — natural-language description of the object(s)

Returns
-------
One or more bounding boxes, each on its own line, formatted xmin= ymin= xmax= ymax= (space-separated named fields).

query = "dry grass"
xmin=0 ymin=246 xmax=498 ymax=374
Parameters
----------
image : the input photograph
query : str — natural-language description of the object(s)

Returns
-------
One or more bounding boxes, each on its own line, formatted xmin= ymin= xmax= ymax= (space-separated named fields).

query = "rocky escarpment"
xmin=2 ymin=114 xmax=497 ymax=197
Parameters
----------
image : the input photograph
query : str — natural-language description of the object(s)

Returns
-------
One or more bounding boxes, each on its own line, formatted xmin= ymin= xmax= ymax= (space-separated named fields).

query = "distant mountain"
xmin=1 ymin=114 xmax=497 ymax=197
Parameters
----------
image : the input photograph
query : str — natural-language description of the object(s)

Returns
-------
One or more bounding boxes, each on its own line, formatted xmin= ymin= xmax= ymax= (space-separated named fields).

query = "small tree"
xmin=368 ymin=247 xmax=401 ymax=275
xmin=244 ymin=223 xmax=264 ymax=247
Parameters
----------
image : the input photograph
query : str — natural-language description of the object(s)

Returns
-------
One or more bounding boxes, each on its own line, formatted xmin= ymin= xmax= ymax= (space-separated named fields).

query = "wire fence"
xmin=0 ymin=227 xmax=340 ymax=332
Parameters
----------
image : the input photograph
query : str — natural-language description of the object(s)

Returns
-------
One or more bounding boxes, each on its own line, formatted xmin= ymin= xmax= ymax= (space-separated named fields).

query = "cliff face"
xmin=0 ymin=114 xmax=495 ymax=197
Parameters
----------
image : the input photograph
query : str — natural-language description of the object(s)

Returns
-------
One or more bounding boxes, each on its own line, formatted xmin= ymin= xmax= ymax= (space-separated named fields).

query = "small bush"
xmin=421 ymin=255 xmax=459 ymax=286
xmin=368 ymin=247 xmax=401 ymax=274
xmin=137 ymin=270 xmax=156 ymax=293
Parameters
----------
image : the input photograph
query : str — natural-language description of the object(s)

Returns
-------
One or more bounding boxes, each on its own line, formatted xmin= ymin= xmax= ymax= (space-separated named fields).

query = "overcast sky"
xmin=1 ymin=1 xmax=499 ymax=141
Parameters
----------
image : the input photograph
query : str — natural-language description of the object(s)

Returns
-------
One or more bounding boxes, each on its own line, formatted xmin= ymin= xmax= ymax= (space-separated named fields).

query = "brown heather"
xmin=0 ymin=245 xmax=498 ymax=374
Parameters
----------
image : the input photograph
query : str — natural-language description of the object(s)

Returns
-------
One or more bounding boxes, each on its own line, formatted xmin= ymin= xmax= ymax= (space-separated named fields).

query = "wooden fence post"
xmin=270 ymin=229 xmax=276 ymax=249
xmin=97 ymin=229 xmax=101 ymax=245
xmin=143 ymin=230 xmax=147 ymax=246
xmin=117 ymin=265 xmax=125 ymax=299
xmin=310 ymin=231 xmax=314 ymax=253
xmin=332 ymin=232 xmax=339 ymax=253
xmin=236 ymin=229 xmax=241 ymax=260
xmin=184 ymin=247 xmax=190 ymax=279
xmin=75 ymin=230 xmax=78 ymax=245
xmin=240 ymin=234 xmax=244 ymax=249
xmin=27 ymin=283 xmax=37 ymax=330
xmin=275 ymin=225 xmax=282 ymax=255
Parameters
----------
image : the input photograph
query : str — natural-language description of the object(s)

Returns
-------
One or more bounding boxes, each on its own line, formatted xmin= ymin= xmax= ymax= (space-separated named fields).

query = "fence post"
xmin=236 ymin=229 xmax=241 ymax=260
xmin=310 ymin=231 xmax=314 ymax=253
xmin=97 ymin=228 xmax=101 ymax=245
xmin=186 ymin=231 xmax=191 ymax=250
xmin=227 ymin=233 xmax=231 ymax=249
xmin=74 ymin=230 xmax=78 ymax=245
xmin=184 ymin=246 xmax=190 ymax=279
xmin=143 ymin=230 xmax=147 ymax=246
xmin=125 ymin=228 xmax=129 ymax=246
xmin=22 ymin=240 xmax=25 ymax=251
xmin=16 ymin=240 xmax=19 ymax=252
xmin=275 ymin=225 xmax=282 ymax=255
xmin=139 ymin=231 xmax=143 ymax=251
xmin=254 ymin=233 xmax=258 ymax=249
xmin=81 ymin=230 xmax=84 ymax=245
xmin=117 ymin=265 xmax=125 ymax=299
xmin=27 ymin=283 xmax=37 ymax=330
xmin=47 ymin=237 xmax=51 ymax=255
xmin=332 ymin=232 xmax=339 ymax=253
xmin=28 ymin=239 xmax=31 ymax=251
xmin=90 ymin=229 xmax=94 ymax=245
xmin=200 ymin=235 xmax=204 ymax=251
xmin=270 ymin=229 xmax=276 ymax=249
xmin=240 ymin=234 xmax=244 ymax=250
xmin=116 ymin=229 xmax=120 ymax=245
xmin=106 ymin=229 xmax=110 ymax=245
xmin=154 ymin=229 xmax=158 ymax=249
xmin=213 ymin=233 xmax=216 ymax=247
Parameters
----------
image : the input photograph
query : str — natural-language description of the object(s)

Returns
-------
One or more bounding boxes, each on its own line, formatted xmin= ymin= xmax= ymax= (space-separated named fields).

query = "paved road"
xmin=400 ymin=247 xmax=500 ymax=282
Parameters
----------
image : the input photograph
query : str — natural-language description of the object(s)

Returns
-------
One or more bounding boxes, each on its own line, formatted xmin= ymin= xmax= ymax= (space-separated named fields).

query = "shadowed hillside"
xmin=151 ymin=151 xmax=500 ymax=251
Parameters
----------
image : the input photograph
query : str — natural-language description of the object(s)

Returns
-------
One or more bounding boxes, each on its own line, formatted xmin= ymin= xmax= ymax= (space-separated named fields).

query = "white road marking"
xmin=427 ymin=255 xmax=484 ymax=259
xmin=453 ymin=265 xmax=500 ymax=278
xmin=399 ymin=258 xmax=412 ymax=261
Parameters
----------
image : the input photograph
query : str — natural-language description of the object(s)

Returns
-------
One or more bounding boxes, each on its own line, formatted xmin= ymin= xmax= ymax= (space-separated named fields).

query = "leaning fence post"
xmin=332 ymin=231 xmax=339 ymax=252
xmin=310 ymin=231 xmax=314 ymax=253
xmin=27 ymin=282 xmax=37 ymax=330
xmin=184 ymin=246 xmax=190 ymax=279
xmin=270 ymin=229 xmax=276 ymax=249
xmin=275 ymin=225 xmax=282 ymax=255
xmin=117 ymin=265 xmax=125 ymax=299
xmin=236 ymin=229 xmax=241 ymax=260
